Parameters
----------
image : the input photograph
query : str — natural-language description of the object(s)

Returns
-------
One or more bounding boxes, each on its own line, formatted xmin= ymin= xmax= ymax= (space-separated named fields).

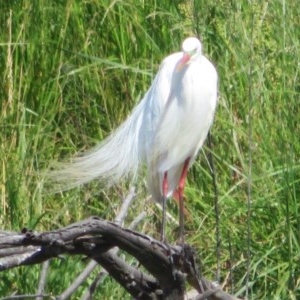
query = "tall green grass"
xmin=0 ymin=0 xmax=299 ymax=299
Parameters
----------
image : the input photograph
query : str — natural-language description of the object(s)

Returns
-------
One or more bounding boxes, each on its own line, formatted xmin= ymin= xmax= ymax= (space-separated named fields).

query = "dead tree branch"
xmin=0 ymin=217 xmax=239 ymax=300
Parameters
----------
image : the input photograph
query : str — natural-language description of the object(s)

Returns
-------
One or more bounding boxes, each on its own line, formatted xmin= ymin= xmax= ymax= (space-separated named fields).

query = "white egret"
xmin=49 ymin=37 xmax=218 ymax=241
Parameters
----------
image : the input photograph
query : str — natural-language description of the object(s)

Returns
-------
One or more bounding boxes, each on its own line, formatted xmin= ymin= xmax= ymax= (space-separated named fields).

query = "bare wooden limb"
xmin=0 ymin=217 xmax=239 ymax=300
xmin=0 ymin=293 xmax=53 ymax=300
xmin=58 ymin=259 xmax=99 ymax=300
xmin=93 ymin=249 xmax=161 ymax=299
xmin=128 ymin=211 xmax=147 ymax=230
xmin=37 ymin=261 xmax=50 ymax=300
xmin=81 ymin=203 xmax=147 ymax=300
xmin=114 ymin=186 xmax=136 ymax=226
xmin=58 ymin=188 xmax=137 ymax=299
xmin=80 ymin=270 xmax=106 ymax=300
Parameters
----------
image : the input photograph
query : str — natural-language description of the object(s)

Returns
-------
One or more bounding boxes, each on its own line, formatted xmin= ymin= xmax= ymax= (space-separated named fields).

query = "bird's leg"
xmin=161 ymin=171 xmax=168 ymax=242
xmin=178 ymin=158 xmax=190 ymax=244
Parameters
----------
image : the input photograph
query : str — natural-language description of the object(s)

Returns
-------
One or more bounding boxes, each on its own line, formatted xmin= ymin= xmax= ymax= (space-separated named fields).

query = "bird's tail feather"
xmin=46 ymin=100 xmax=145 ymax=192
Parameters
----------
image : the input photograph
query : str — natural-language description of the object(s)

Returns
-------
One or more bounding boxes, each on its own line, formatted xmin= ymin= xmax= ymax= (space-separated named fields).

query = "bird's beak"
xmin=176 ymin=53 xmax=191 ymax=71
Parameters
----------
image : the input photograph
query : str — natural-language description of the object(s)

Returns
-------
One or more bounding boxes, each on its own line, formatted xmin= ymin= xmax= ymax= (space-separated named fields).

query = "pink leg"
xmin=161 ymin=172 xmax=168 ymax=242
xmin=178 ymin=157 xmax=190 ymax=243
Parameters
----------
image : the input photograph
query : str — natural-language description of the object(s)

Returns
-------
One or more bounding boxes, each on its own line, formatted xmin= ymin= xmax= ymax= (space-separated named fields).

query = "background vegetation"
xmin=0 ymin=0 xmax=299 ymax=299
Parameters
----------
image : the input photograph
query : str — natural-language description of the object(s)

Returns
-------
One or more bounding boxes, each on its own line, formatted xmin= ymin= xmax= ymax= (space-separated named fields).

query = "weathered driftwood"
xmin=0 ymin=217 xmax=240 ymax=300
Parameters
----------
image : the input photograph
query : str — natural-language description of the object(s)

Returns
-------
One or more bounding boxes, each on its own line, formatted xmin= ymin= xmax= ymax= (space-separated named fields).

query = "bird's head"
xmin=177 ymin=37 xmax=202 ymax=71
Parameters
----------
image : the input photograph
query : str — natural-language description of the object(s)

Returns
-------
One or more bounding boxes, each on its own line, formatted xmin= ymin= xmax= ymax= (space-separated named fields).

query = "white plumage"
xmin=49 ymin=37 xmax=218 ymax=210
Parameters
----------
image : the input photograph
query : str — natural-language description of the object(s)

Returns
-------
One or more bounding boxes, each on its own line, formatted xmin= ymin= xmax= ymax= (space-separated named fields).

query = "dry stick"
xmin=92 ymin=250 xmax=160 ymax=300
xmin=195 ymin=288 xmax=240 ymax=300
xmin=81 ymin=208 xmax=147 ymax=300
xmin=114 ymin=187 xmax=136 ymax=226
xmin=0 ymin=218 xmax=239 ymax=300
xmin=1 ymin=294 xmax=53 ymax=300
xmin=128 ymin=211 xmax=147 ymax=230
xmin=57 ymin=187 xmax=137 ymax=300
xmin=81 ymin=271 xmax=106 ymax=300
xmin=36 ymin=260 xmax=50 ymax=300
xmin=0 ymin=247 xmax=41 ymax=270
xmin=58 ymin=259 xmax=100 ymax=300
xmin=0 ymin=190 xmax=139 ymax=300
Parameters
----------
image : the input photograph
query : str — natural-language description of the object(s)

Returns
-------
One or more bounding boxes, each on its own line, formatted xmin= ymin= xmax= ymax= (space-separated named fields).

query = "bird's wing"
xmin=147 ymin=56 xmax=218 ymax=202
xmin=137 ymin=52 xmax=183 ymax=161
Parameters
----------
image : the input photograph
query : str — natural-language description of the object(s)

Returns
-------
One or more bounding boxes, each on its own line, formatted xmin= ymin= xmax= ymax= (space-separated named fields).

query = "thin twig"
xmin=1 ymin=294 xmax=53 ymax=300
xmin=58 ymin=259 xmax=99 ymax=300
xmin=59 ymin=188 xmax=137 ymax=299
xmin=81 ymin=201 xmax=147 ymax=300
xmin=115 ymin=186 xmax=136 ymax=226
xmin=80 ymin=271 xmax=106 ymax=300
xmin=129 ymin=211 xmax=146 ymax=229
xmin=36 ymin=260 xmax=50 ymax=300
